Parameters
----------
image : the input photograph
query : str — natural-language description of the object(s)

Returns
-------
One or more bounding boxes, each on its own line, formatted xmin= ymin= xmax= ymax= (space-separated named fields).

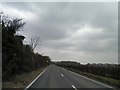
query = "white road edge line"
xmin=24 ymin=67 xmax=48 ymax=90
xmin=61 ymin=73 xmax=64 ymax=77
xmin=72 ymin=85 xmax=77 ymax=90
xmin=61 ymin=67 xmax=114 ymax=89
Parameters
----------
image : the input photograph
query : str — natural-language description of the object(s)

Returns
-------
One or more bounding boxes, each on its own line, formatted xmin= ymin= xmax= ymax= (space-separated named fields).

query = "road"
xmin=27 ymin=64 xmax=114 ymax=89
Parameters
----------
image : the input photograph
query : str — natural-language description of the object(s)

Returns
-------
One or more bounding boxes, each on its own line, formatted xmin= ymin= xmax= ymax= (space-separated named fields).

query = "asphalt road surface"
xmin=27 ymin=64 xmax=115 ymax=90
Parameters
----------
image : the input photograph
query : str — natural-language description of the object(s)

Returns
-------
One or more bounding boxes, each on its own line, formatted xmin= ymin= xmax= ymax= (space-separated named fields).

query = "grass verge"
xmin=2 ymin=67 xmax=47 ymax=88
xmin=64 ymin=67 xmax=120 ymax=89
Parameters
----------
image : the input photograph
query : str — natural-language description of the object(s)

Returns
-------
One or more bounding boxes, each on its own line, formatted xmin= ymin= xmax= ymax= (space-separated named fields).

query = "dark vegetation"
xmin=55 ymin=61 xmax=120 ymax=80
xmin=1 ymin=14 xmax=51 ymax=81
xmin=55 ymin=61 xmax=120 ymax=88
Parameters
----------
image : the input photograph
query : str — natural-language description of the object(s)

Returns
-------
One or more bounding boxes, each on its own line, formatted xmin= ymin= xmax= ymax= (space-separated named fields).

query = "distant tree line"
xmin=55 ymin=61 xmax=120 ymax=80
xmin=1 ymin=14 xmax=51 ymax=81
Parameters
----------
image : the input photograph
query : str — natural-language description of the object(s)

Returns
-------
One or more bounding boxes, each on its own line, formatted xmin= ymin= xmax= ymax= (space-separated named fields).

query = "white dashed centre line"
xmin=72 ymin=85 xmax=77 ymax=90
xmin=61 ymin=73 xmax=64 ymax=77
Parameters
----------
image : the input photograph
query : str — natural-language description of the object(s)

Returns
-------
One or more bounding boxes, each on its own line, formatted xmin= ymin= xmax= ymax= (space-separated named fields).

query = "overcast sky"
xmin=2 ymin=2 xmax=118 ymax=64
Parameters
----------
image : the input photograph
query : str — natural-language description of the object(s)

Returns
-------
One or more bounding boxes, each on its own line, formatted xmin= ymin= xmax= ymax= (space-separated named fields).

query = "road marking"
xmin=61 ymin=73 xmax=64 ymax=77
xmin=61 ymin=67 xmax=114 ymax=89
xmin=24 ymin=67 xmax=48 ymax=90
xmin=72 ymin=85 xmax=77 ymax=90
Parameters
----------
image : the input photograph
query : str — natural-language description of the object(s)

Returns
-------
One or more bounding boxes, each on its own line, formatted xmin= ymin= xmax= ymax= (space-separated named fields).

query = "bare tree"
xmin=30 ymin=35 xmax=41 ymax=51
xmin=29 ymin=36 xmax=41 ymax=64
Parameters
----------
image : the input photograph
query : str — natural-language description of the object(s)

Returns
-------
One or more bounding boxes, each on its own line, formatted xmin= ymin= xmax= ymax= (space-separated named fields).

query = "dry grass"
xmin=3 ymin=67 xmax=46 ymax=88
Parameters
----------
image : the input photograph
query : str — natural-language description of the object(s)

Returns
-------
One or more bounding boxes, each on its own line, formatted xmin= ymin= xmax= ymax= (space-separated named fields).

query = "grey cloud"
xmin=75 ymin=38 xmax=118 ymax=53
xmin=2 ymin=2 xmax=35 ymax=12
xmin=42 ymin=40 xmax=74 ymax=50
xmin=2 ymin=2 xmax=118 ymax=64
